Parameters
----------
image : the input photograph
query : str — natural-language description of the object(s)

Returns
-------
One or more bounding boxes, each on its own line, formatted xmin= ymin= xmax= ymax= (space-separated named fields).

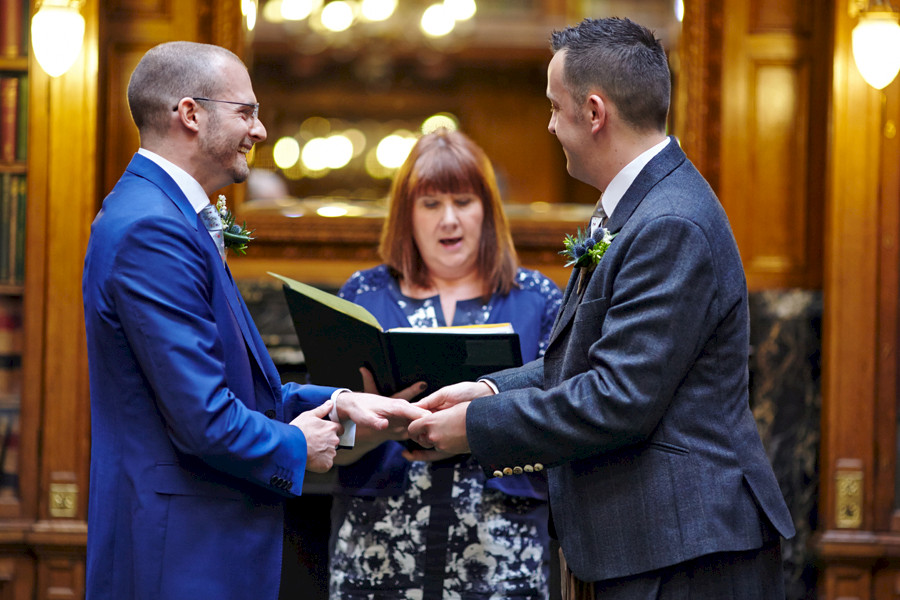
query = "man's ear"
xmin=174 ymin=97 xmax=201 ymax=133
xmin=587 ymin=94 xmax=606 ymax=134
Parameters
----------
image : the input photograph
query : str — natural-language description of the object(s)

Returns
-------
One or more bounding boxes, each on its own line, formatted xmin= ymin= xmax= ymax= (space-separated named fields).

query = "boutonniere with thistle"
xmin=561 ymin=227 xmax=616 ymax=270
xmin=216 ymin=195 xmax=255 ymax=255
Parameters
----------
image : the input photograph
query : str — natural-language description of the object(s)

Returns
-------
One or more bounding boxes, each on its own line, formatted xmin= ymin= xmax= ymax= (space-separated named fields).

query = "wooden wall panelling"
xmin=821 ymin=0 xmax=886 ymax=535
xmin=0 ymin=557 xmax=34 ymax=600
xmin=675 ymin=0 xmax=723 ymax=189
xmin=719 ymin=0 xmax=826 ymax=291
xmin=823 ymin=564 xmax=871 ymax=600
xmin=879 ymin=83 xmax=900 ymax=535
xmin=816 ymin=0 xmax=900 ymax=594
xmin=21 ymin=0 xmax=101 ymax=597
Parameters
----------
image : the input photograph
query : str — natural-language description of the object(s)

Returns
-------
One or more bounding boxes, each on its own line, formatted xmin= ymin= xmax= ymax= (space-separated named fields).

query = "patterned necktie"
xmin=198 ymin=203 xmax=226 ymax=262
xmin=589 ymin=197 xmax=607 ymax=238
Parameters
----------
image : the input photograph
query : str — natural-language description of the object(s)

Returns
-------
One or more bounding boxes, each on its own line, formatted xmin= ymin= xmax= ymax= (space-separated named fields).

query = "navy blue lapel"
xmin=546 ymin=137 xmax=687 ymax=348
xmin=222 ymin=263 xmax=281 ymax=391
xmin=126 ymin=154 xmax=198 ymax=227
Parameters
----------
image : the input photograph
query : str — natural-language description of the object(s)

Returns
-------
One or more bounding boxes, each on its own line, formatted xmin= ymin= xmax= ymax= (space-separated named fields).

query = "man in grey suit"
xmin=409 ymin=17 xmax=795 ymax=599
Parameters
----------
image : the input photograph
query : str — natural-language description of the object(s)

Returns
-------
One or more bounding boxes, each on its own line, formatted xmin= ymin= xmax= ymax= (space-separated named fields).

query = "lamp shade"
xmin=31 ymin=3 xmax=85 ymax=78
xmin=852 ymin=12 xmax=900 ymax=90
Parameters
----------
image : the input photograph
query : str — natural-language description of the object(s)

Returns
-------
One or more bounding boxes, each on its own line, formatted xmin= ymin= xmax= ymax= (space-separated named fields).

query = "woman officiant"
xmin=327 ymin=129 xmax=562 ymax=600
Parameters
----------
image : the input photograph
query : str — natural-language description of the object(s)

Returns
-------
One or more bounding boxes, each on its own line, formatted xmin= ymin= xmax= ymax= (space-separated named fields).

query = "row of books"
xmin=0 ymin=0 xmax=29 ymax=59
xmin=0 ymin=0 xmax=27 ymax=500
xmin=0 ymin=173 xmax=25 ymax=285
xmin=0 ymin=308 xmax=19 ymax=497
xmin=0 ymin=297 xmax=18 ymax=494
xmin=0 ymin=297 xmax=21 ymax=487
xmin=0 ymin=75 xmax=26 ymax=162
xmin=0 ymin=405 xmax=19 ymax=497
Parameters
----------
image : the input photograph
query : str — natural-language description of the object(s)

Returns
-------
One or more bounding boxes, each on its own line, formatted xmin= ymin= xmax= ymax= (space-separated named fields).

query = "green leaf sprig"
xmin=560 ymin=227 xmax=616 ymax=269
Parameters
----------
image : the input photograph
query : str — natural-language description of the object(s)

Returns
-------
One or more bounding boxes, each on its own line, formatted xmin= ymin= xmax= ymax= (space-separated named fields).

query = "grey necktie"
xmin=198 ymin=204 xmax=226 ymax=262
xmin=589 ymin=198 xmax=607 ymax=238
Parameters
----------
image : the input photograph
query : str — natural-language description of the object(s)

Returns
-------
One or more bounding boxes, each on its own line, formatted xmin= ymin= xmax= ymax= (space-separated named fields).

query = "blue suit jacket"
xmin=466 ymin=138 xmax=795 ymax=582
xmin=82 ymin=154 xmax=337 ymax=600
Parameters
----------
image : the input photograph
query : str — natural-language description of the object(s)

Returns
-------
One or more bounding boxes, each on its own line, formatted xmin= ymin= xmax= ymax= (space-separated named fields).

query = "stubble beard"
xmin=200 ymin=108 xmax=250 ymax=185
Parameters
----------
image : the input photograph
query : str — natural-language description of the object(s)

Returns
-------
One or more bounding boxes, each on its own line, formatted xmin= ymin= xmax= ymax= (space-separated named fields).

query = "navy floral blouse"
xmin=329 ymin=265 xmax=562 ymax=600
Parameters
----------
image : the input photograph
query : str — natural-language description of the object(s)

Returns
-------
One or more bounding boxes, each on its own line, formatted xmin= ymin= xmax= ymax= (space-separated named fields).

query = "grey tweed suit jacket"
xmin=466 ymin=137 xmax=795 ymax=582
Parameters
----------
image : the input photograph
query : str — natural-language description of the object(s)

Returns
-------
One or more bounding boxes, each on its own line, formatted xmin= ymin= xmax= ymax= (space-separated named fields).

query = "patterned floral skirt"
xmin=329 ymin=457 xmax=550 ymax=600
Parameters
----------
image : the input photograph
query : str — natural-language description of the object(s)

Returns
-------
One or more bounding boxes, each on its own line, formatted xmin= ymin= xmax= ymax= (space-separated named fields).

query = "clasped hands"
xmin=292 ymin=368 xmax=495 ymax=472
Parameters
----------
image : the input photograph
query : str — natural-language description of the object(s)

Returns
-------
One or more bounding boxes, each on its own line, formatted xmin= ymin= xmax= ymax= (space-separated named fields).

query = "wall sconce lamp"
xmin=850 ymin=0 xmax=900 ymax=89
xmin=31 ymin=0 xmax=86 ymax=78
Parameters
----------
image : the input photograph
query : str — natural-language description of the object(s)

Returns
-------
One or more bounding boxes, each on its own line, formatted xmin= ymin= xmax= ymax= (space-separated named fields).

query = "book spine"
xmin=19 ymin=0 xmax=28 ymax=57
xmin=0 ymin=173 xmax=9 ymax=284
xmin=13 ymin=174 xmax=24 ymax=284
xmin=14 ymin=73 xmax=25 ymax=161
xmin=5 ymin=174 xmax=14 ymax=285
xmin=0 ymin=296 xmax=21 ymax=398
xmin=0 ymin=0 xmax=23 ymax=59
xmin=0 ymin=410 xmax=19 ymax=497
xmin=0 ymin=76 xmax=18 ymax=163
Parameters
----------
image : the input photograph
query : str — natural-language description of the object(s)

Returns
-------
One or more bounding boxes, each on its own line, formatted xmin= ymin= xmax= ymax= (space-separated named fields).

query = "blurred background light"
xmin=361 ymin=0 xmax=396 ymax=21
xmin=321 ymin=0 xmax=355 ymax=31
xmin=421 ymin=3 xmax=455 ymax=37
xmin=273 ymin=136 xmax=301 ymax=169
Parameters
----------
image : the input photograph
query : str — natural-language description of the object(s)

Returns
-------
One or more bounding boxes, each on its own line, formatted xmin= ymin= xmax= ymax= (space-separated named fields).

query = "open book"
xmin=270 ymin=272 xmax=523 ymax=398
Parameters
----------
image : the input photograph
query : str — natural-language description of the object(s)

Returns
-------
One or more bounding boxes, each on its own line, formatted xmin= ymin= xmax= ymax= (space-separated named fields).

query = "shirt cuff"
xmin=477 ymin=378 xmax=499 ymax=395
xmin=329 ymin=389 xmax=356 ymax=449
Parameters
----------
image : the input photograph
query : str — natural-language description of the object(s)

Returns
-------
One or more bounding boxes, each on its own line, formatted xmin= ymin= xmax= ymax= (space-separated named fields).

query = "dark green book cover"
xmin=271 ymin=272 xmax=522 ymax=398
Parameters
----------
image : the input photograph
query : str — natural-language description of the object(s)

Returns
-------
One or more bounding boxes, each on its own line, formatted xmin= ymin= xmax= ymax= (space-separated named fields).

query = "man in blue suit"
xmin=410 ymin=18 xmax=795 ymax=599
xmin=82 ymin=41 xmax=426 ymax=600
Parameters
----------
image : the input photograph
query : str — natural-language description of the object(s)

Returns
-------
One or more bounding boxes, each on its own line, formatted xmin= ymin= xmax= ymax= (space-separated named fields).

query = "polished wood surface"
xmin=718 ymin=0 xmax=827 ymax=290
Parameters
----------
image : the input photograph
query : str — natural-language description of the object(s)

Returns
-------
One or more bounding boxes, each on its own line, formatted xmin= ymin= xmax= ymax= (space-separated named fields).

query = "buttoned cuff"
xmin=329 ymin=389 xmax=356 ymax=449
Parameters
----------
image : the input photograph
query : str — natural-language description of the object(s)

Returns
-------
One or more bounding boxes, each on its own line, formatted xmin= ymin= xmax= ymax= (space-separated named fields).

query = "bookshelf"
xmin=0 ymin=0 xmax=28 ymax=508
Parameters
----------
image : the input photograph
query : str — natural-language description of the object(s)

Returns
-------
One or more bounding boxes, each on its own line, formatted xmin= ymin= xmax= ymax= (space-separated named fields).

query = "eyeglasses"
xmin=191 ymin=97 xmax=260 ymax=121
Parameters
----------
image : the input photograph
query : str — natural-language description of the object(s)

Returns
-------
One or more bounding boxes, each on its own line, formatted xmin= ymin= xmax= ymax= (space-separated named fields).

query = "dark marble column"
xmin=748 ymin=290 xmax=822 ymax=600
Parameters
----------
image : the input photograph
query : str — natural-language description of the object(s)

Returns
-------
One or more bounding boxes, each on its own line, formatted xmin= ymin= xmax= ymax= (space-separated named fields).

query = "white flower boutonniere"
xmin=216 ymin=195 xmax=255 ymax=255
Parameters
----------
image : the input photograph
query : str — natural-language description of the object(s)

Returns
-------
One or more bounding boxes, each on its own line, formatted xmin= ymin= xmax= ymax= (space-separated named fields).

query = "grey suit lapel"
xmin=546 ymin=137 xmax=687 ymax=348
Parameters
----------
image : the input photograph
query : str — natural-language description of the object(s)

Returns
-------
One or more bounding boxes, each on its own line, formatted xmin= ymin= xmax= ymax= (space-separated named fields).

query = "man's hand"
xmin=335 ymin=391 xmax=430 ymax=435
xmin=290 ymin=401 xmax=341 ymax=473
xmin=408 ymin=401 xmax=472 ymax=455
xmin=414 ymin=381 xmax=494 ymax=412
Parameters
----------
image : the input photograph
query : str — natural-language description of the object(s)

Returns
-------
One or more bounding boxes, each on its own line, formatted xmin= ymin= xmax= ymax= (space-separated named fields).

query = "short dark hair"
xmin=127 ymin=41 xmax=243 ymax=137
xmin=550 ymin=18 xmax=670 ymax=132
xmin=379 ymin=129 xmax=519 ymax=297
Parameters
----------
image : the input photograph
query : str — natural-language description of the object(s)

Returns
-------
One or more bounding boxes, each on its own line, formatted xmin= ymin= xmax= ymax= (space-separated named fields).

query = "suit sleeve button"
xmin=492 ymin=470 xmax=504 ymax=478
xmin=503 ymin=467 xmax=513 ymax=476
xmin=264 ymin=410 xmax=276 ymax=419
xmin=512 ymin=466 xmax=523 ymax=475
xmin=523 ymin=465 xmax=534 ymax=473
xmin=534 ymin=463 xmax=544 ymax=472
